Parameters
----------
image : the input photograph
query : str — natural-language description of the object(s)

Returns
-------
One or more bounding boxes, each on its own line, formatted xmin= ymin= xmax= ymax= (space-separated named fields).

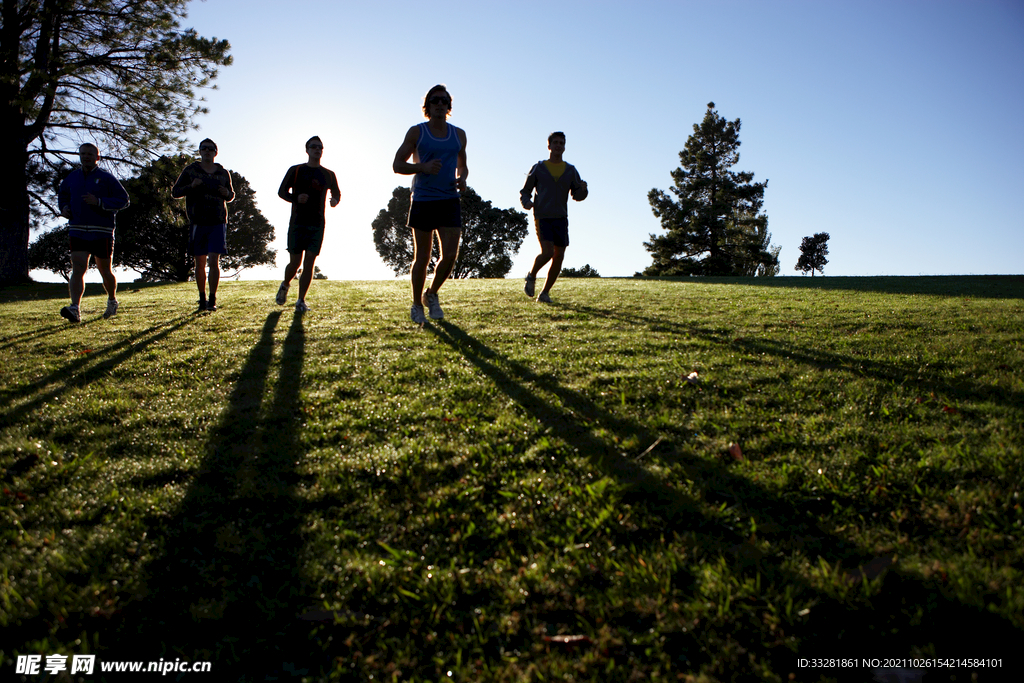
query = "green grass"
xmin=1 ymin=276 xmax=1022 ymax=681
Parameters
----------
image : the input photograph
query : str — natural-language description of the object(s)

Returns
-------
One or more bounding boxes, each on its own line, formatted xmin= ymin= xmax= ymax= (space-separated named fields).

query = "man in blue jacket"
xmin=57 ymin=143 xmax=130 ymax=322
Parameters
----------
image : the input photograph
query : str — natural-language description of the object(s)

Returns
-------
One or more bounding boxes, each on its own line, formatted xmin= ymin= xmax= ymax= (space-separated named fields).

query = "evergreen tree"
xmin=646 ymin=102 xmax=778 ymax=276
xmin=795 ymin=232 xmax=830 ymax=276
xmin=0 ymin=0 xmax=231 ymax=283
xmin=372 ymin=187 xmax=528 ymax=278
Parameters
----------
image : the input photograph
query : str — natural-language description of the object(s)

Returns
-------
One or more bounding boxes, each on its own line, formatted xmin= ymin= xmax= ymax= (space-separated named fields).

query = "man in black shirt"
xmin=172 ymin=138 xmax=235 ymax=311
xmin=276 ymin=136 xmax=340 ymax=312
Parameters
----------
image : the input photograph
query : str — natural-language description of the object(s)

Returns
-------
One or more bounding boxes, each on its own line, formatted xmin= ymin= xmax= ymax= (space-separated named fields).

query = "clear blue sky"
xmin=40 ymin=0 xmax=1024 ymax=281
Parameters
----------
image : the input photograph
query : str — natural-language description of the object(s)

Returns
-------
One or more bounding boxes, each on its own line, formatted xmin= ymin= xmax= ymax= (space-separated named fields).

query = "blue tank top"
xmin=411 ymin=122 xmax=462 ymax=201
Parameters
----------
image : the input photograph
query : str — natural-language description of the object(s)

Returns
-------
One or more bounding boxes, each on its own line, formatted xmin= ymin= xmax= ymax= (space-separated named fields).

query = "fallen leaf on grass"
xmin=727 ymin=443 xmax=743 ymax=461
xmin=845 ymin=554 xmax=896 ymax=584
xmin=941 ymin=406 xmax=958 ymax=414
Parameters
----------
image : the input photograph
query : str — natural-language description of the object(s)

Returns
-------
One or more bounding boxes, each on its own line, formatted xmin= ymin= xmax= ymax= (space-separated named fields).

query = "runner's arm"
xmin=393 ymin=126 xmax=427 ymax=175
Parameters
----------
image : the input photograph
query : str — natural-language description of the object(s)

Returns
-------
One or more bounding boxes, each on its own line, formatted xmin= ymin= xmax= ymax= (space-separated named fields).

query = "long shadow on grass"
xmin=0 ymin=314 xmax=195 ymax=428
xmin=428 ymin=320 xmax=1020 ymax=677
xmin=98 ymin=311 xmax=323 ymax=679
xmin=0 ymin=321 xmax=72 ymax=352
xmin=564 ymin=300 xmax=1022 ymax=554
xmin=638 ymin=275 xmax=1024 ymax=299
xmin=565 ymin=301 xmax=1024 ymax=416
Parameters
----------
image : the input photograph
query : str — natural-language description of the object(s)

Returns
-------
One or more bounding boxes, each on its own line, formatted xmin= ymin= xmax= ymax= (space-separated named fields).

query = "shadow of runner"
xmin=0 ymin=315 xmax=195 ymax=422
xmin=427 ymin=320 xmax=736 ymax=551
xmin=563 ymin=301 xmax=1024 ymax=413
xmin=634 ymin=275 xmax=1024 ymax=299
xmin=107 ymin=311 xmax=315 ymax=680
xmin=426 ymin=320 xmax=1020 ymax=679
xmin=0 ymin=321 xmax=73 ymax=352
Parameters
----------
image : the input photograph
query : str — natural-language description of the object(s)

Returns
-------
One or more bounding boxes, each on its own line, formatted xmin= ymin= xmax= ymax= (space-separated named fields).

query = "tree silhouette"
xmin=28 ymin=225 xmax=73 ymax=282
xmin=1 ymin=0 xmax=231 ymax=283
xmin=795 ymin=232 xmax=830 ymax=276
xmin=560 ymin=264 xmax=601 ymax=278
xmin=372 ymin=187 xmax=528 ymax=278
xmin=646 ymin=102 xmax=778 ymax=276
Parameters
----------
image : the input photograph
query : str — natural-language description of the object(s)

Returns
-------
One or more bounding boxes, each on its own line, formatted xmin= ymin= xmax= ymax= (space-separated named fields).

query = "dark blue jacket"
xmin=58 ymin=167 xmax=130 ymax=237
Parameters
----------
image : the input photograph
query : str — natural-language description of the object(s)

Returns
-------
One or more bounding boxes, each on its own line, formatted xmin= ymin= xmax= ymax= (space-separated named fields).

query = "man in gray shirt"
xmin=519 ymin=131 xmax=587 ymax=303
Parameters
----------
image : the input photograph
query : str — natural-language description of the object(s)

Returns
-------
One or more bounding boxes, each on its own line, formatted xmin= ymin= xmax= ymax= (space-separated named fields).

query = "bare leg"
xmin=195 ymin=254 xmax=208 ymax=300
xmin=283 ymin=251 xmax=302 ymax=286
xmin=411 ymin=228 xmax=433 ymax=305
xmin=94 ymin=256 xmax=117 ymax=301
xmin=540 ymin=245 xmax=565 ymax=295
xmin=426 ymin=226 xmax=461 ymax=295
xmin=297 ymin=251 xmax=317 ymax=301
xmin=530 ymin=240 xmax=555 ymax=278
xmin=69 ymin=251 xmax=90 ymax=307
xmin=208 ymin=253 xmax=220 ymax=299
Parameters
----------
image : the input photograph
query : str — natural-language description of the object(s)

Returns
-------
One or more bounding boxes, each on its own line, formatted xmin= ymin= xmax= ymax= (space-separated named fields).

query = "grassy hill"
xmin=1 ymin=276 xmax=1021 ymax=681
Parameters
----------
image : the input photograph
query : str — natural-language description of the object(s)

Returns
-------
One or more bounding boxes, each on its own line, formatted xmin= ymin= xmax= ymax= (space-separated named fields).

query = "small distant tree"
xmin=560 ymin=264 xmax=601 ymax=278
xmin=372 ymin=186 xmax=528 ymax=278
xmin=795 ymin=232 xmax=830 ymax=276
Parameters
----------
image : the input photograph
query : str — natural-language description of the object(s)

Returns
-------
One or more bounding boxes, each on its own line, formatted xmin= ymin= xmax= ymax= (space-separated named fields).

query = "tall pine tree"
xmin=646 ymin=103 xmax=778 ymax=276
xmin=0 ymin=0 xmax=231 ymax=283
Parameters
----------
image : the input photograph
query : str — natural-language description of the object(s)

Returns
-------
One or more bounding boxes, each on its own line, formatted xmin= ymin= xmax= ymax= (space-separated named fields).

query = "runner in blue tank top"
xmin=392 ymin=84 xmax=469 ymax=324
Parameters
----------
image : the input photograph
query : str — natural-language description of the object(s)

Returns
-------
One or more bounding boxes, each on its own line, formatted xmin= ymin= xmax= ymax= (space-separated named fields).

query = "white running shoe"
xmin=276 ymin=282 xmax=289 ymax=305
xmin=103 ymin=299 xmax=119 ymax=319
xmin=422 ymin=291 xmax=443 ymax=320
xmin=60 ymin=305 xmax=81 ymax=323
xmin=295 ymin=300 xmax=309 ymax=313
xmin=410 ymin=304 xmax=427 ymax=325
xmin=524 ymin=273 xmax=536 ymax=297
